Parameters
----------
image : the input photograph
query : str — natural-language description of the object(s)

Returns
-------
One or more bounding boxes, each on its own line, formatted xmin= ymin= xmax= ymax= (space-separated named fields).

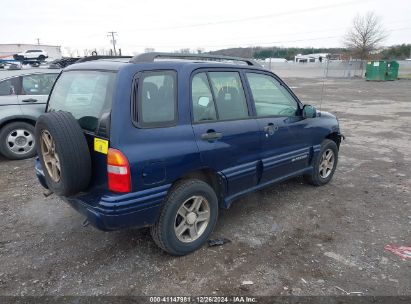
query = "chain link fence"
xmin=262 ymin=60 xmax=411 ymax=79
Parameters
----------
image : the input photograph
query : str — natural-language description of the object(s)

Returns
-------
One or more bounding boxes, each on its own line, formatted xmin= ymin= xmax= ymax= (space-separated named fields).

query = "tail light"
xmin=107 ymin=148 xmax=131 ymax=193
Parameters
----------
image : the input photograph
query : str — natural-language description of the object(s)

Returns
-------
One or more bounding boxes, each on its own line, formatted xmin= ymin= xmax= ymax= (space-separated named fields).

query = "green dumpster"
xmin=386 ymin=61 xmax=399 ymax=80
xmin=365 ymin=60 xmax=399 ymax=81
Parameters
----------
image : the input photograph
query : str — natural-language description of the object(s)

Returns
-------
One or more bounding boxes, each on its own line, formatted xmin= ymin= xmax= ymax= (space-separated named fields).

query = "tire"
xmin=35 ymin=111 xmax=91 ymax=196
xmin=304 ymin=139 xmax=338 ymax=186
xmin=13 ymin=55 xmax=24 ymax=61
xmin=151 ymin=179 xmax=219 ymax=256
xmin=0 ymin=122 xmax=36 ymax=160
xmin=38 ymin=55 xmax=46 ymax=61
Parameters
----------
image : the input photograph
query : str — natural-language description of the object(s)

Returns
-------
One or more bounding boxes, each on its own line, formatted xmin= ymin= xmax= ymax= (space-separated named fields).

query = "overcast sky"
xmin=1 ymin=0 xmax=410 ymax=55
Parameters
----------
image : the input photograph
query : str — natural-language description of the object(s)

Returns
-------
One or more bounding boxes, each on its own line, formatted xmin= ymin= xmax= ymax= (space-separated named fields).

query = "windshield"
xmin=48 ymin=71 xmax=116 ymax=132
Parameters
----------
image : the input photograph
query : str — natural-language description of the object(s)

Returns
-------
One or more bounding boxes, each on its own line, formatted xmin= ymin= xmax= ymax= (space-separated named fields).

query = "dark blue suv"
xmin=34 ymin=53 xmax=343 ymax=255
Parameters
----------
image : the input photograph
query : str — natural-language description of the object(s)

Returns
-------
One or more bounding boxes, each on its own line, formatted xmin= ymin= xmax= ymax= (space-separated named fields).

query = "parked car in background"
xmin=0 ymin=69 xmax=60 ymax=159
xmin=13 ymin=50 xmax=48 ymax=61
xmin=34 ymin=53 xmax=343 ymax=255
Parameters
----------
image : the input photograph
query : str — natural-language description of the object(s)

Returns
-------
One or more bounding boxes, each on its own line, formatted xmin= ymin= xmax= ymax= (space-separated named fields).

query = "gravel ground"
xmin=0 ymin=78 xmax=410 ymax=296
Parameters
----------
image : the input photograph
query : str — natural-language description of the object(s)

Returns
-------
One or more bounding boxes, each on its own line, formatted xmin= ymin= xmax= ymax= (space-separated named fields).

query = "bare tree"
xmin=344 ymin=12 xmax=387 ymax=60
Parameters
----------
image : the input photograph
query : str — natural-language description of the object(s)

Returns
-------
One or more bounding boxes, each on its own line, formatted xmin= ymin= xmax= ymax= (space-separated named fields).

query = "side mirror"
xmin=303 ymin=105 xmax=317 ymax=118
xmin=198 ymin=96 xmax=210 ymax=107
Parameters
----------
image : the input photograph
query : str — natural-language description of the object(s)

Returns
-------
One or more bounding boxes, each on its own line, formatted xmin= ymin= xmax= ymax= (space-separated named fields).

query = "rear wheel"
xmin=0 ymin=122 xmax=36 ymax=160
xmin=38 ymin=55 xmax=46 ymax=61
xmin=151 ymin=179 xmax=218 ymax=255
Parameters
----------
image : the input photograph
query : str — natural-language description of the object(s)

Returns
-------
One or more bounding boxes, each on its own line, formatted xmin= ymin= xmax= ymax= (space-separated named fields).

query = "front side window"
xmin=48 ymin=71 xmax=115 ymax=132
xmin=246 ymin=73 xmax=299 ymax=117
xmin=0 ymin=77 xmax=19 ymax=96
xmin=137 ymin=71 xmax=176 ymax=126
xmin=191 ymin=73 xmax=217 ymax=122
xmin=208 ymin=72 xmax=249 ymax=120
xmin=22 ymin=74 xmax=58 ymax=95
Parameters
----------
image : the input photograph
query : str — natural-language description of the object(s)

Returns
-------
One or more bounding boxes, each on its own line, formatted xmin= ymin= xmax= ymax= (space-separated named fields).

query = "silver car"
xmin=0 ymin=68 xmax=60 ymax=160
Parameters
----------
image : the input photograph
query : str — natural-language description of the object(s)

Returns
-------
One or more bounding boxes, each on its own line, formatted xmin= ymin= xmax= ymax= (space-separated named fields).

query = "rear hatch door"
xmin=47 ymin=70 xmax=116 ymax=190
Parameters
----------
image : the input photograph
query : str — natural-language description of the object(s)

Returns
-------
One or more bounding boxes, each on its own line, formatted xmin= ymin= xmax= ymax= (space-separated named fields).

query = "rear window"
xmin=48 ymin=71 xmax=115 ymax=132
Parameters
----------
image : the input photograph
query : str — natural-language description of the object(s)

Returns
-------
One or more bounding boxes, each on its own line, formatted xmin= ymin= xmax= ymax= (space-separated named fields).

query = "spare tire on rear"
xmin=35 ymin=111 xmax=91 ymax=196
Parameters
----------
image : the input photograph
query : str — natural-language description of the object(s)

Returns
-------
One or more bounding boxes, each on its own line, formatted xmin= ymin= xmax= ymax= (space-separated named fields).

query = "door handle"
xmin=201 ymin=131 xmax=223 ymax=141
xmin=263 ymin=125 xmax=272 ymax=132
xmin=264 ymin=123 xmax=279 ymax=135
xmin=22 ymin=98 xmax=38 ymax=103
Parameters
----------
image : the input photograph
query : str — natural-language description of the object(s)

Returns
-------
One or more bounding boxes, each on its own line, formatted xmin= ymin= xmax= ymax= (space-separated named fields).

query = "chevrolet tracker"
xmin=34 ymin=53 xmax=343 ymax=255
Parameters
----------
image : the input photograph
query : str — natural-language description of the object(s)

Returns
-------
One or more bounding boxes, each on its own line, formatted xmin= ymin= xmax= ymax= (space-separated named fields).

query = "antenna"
xmin=319 ymin=56 xmax=330 ymax=111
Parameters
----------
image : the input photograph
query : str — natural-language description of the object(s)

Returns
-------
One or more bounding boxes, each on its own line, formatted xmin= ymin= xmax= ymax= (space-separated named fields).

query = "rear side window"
xmin=191 ymin=73 xmax=217 ymax=122
xmin=0 ymin=77 xmax=19 ymax=96
xmin=208 ymin=72 xmax=248 ymax=120
xmin=134 ymin=70 xmax=177 ymax=127
xmin=48 ymin=71 xmax=115 ymax=132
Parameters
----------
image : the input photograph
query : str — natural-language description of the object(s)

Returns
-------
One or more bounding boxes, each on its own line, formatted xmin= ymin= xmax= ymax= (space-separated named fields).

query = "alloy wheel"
xmin=174 ymin=195 xmax=210 ymax=243
xmin=41 ymin=130 xmax=61 ymax=182
xmin=319 ymin=148 xmax=335 ymax=179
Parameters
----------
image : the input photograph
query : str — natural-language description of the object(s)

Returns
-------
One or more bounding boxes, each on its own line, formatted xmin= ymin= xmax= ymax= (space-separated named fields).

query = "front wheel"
xmin=304 ymin=139 xmax=338 ymax=186
xmin=151 ymin=179 xmax=218 ymax=255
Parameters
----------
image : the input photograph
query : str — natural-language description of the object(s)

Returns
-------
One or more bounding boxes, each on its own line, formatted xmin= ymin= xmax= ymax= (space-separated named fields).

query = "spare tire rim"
xmin=319 ymin=148 xmax=335 ymax=179
xmin=6 ymin=128 xmax=35 ymax=155
xmin=174 ymin=195 xmax=210 ymax=243
xmin=41 ymin=130 xmax=61 ymax=182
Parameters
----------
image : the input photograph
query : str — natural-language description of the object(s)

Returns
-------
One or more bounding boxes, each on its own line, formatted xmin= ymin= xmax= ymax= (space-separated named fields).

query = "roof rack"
xmin=129 ymin=52 xmax=262 ymax=67
xmin=76 ymin=55 xmax=132 ymax=63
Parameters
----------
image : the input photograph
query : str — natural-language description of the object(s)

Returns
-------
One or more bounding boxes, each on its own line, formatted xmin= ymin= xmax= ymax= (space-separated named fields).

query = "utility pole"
xmin=36 ymin=38 xmax=40 ymax=45
xmin=107 ymin=31 xmax=117 ymax=56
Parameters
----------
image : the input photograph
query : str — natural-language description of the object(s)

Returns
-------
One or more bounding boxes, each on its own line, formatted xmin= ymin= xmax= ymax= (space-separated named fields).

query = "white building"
xmin=294 ymin=53 xmax=329 ymax=63
xmin=0 ymin=44 xmax=62 ymax=60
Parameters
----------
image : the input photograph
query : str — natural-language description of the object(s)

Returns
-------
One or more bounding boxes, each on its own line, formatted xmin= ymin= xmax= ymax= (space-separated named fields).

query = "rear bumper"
xmin=65 ymin=195 xmax=163 ymax=231
xmin=34 ymin=158 xmax=169 ymax=231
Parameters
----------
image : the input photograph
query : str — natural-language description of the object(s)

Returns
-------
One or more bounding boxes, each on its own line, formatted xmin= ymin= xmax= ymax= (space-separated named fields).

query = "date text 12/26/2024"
xmin=149 ymin=296 xmax=257 ymax=303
